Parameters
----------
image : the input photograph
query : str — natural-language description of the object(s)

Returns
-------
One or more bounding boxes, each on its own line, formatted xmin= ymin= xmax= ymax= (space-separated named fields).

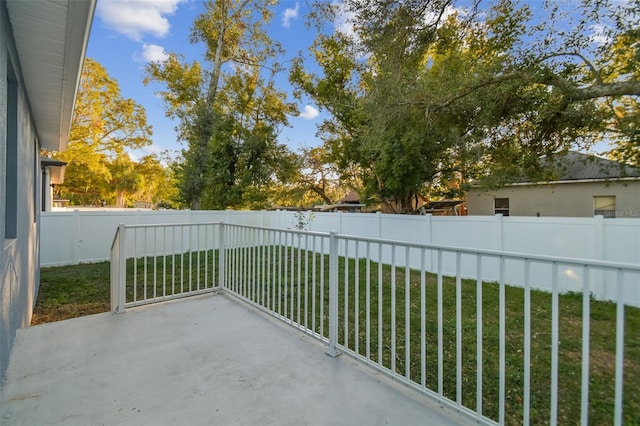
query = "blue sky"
xmin=86 ymin=0 xmax=620 ymax=162
xmin=87 ymin=0 xmax=326 ymax=160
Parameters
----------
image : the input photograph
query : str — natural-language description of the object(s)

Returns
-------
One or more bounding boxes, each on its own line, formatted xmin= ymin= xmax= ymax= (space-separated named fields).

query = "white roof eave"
xmin=6 ymin=0 xmax=96 ymax=151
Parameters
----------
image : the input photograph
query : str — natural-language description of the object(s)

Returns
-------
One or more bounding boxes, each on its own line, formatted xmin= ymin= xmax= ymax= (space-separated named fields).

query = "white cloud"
xmin=97 ymin=0 xmax=184 ymax=41
xmin=333 ymin=2 xmax=356 ymax=38
xmin=299 ymin=105 xmax=319 ymax=120
xmin=282 ymin=2 xmax=300 ymax=28
xmin=141 ymin=44 xmax=169 ymax=62
xmin=144 ymin=144 xmax=165 ymax=156
xmin=590 ymin=24 xmax=612 ymax=46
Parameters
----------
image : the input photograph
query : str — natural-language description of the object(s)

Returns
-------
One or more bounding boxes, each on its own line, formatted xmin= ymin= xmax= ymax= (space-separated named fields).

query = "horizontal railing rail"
xmin=111 ymin=221 xmax=640 ymax=425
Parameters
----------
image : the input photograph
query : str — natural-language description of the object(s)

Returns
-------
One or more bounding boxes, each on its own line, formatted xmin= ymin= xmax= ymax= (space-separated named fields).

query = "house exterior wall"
xmin=466 ymin=180 xmax=640 ymax=218
xmin=0 ymin=3 xmax=42 ymax=380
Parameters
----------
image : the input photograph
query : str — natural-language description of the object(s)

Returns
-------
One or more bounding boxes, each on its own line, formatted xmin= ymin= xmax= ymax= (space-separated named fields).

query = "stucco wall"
xmin=467 ymin=180 xmax=640 ymax=218
xmin=0 ymin=2 xmax=41 ymax=381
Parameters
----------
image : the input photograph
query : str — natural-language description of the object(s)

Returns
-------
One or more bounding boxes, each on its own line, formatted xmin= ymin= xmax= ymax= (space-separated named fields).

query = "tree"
xmin=292 ymin=0 xmax=640 ymax=212
xmin=53 ymin=58 xmax=154 ymax=205
xmin=107 ymin=154 xmax=142 ymax=207
xmin=133 ymin=154 xmax=181 ymax=208
xmin=292 ymin=0 xmax=487 ymax=212
xmin=146 ymin=0 xmax=297 ymax=210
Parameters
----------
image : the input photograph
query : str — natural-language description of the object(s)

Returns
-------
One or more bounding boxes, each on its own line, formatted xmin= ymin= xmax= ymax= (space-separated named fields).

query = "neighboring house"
xmin=41 ymin=157 xmax=67 ymax=212
xmin=315 ymin=191 xmax=366 ymax=212
xmin=467 ymin=151 xmax=640 ymax=218
xmin=1 ymin=0 xmax=95 ymax=379
xmin=418 ymin=200 xmax=466 ymax=216
xmin=376 ymin=194 xmax=428 ymax=214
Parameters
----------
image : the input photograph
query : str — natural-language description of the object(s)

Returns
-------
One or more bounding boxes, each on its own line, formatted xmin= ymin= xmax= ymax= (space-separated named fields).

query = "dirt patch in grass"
xmin=31 ymin=302 xmax=110 ymax=325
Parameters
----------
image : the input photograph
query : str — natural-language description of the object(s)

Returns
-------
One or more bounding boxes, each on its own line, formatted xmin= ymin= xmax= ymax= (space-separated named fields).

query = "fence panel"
xmin=49 ymin=210 xmax=640 ymax=306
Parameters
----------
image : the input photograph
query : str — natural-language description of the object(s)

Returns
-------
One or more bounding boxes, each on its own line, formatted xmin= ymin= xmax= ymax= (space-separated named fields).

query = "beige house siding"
xmin=467 ymin=180 xmax=640 ymax=218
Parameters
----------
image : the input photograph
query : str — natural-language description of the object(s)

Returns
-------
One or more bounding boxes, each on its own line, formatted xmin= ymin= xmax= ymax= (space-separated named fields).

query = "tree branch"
xmin=539 ymin=51 xmax=604 ymax=85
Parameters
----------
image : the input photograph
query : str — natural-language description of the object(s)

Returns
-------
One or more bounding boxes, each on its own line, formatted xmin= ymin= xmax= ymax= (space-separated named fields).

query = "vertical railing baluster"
xmin=241 ymin=228 xmax=246 ymax=297
xmin=260 ymin=229 xmax=265 ymax=306
xmin=188 ymin=225 xmax=193 ymax=292
xmin=420 ymin=248 xmax=426 ymax=390
xmin=580 ymin=265 xmax=590 ymax=426
xmin=355 ymin=241 xmax=360 ymax=357
xmin=477 ymin=254 xmax=483 ymax=419
xmin=378 ymin=242 xmax=383 ymax=368
xmin=366 ymin=241 xmax=371 ymax=361
xmin=304 ymin=233 xmax=309 ymax=330
xmin=290 ymin=233 xmax=295 ymax=322
xmin=523 ymin=258 xmax=531 ymax=426
xmin=550 ymin=261 xmax=559 ymax=426
xmin=218 ymin=222 xmax=225 ymax=290
xmin=312 ymin=235 xmax=317 ymax=335
xmin=247 ymin=228 xmax=251 ymax=300
xmin=456 ymin=251 xmax=462 ymax=406
xmin=210 ymin=224 xmax=215 ymax=288
xmin=116 ymin=224 xmax=126 ymax=313
xmin=437 ymin=249 xmax=443 ymax=398
xmin=284 ymin=234 xmax=288 ymax=320
xmin=391 ymin=244 xmax=396 ymax=373
xmin=345 ymin=239 xmax=350 ymax=349
xmin=297 ymin=233 xmax=302 ymax=326
xmin=271 ymin=230 xmax=276 ymax=312
xmin=327 ymin=230 xmax=339 ymax=357
xmin=133 ymin=227 xmax=137 ymax=303
xmin=320 ymin=236 xmax=325 ymax=338
xmin=163 ymin=226 xmax=167 ymax=297
xmin=204 ymin=224 xmax=209 ymax=289
xmin=234 ymin=226 xmax=239 ymax=293
xmin=278 ymin=232 xmax=283 ymax=317
xmin=614 ymin=269 xmax=625 ymax=426
xmin=180 ymin=225 xmax=184 ymax=294
xmin=405 ymin=245 xmax=410 ymax=382
xmin=144 ymin=227 xmax=148 ymax=300
xmin=171 ymin=226 xmax=175 ymax=295
xmin=303 ymin=234 xmax=308 ymax=329
xmin=153 ymin=227 xmax=157 ymax=299
xmin=196 ymin=224 xmax=201 ymax=291
xmin=253 ymin=228 xmax=258 ymax=301
xmin=249 ymin=228 xmax=254 ymax=300
xmin=499 ymin=256 xmax=506 ymax=426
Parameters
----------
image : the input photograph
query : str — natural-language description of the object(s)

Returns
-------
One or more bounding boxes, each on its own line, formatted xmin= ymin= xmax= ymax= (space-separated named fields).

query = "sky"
xmin=85 ymin=0 xmax=621 ymax=163
xmin=86 ymin=0 xmax=327 ymax=161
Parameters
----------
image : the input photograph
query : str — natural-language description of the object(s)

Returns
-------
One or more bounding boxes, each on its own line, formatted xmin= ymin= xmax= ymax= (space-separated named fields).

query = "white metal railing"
xmin=111 ymin=222 xmax=640 ymax=425
xmin=110 ymin=222 xmax=222 ymax=311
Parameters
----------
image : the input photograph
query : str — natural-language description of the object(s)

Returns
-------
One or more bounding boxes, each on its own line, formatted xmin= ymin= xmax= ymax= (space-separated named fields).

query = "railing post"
xmin=218 ymin=221 xmax=226 ymax=290
xmin=115 ymin=224 xmax=126 ymax=313
xmin=327 ymin=230 xmax=340 ymax=357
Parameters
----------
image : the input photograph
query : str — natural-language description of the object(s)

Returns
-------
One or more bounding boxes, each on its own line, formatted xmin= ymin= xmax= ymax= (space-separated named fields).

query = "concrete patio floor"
xmin=1 ymin=293 xmax=473 ymax=425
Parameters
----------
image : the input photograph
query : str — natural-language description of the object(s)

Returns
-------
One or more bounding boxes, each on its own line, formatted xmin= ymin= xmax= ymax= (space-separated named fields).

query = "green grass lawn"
xmin=33 ymin=262 xmax=112 ymax=324
xmin=35 ymin=248 xmax=640 ymax=425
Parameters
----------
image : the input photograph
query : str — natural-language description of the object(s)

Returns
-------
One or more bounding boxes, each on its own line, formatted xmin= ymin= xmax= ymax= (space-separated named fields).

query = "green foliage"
xmin=291 ymin=0 xmax=640 ymax=211
xmin=51 ymin=58 xmax=176 ymax=207
xmin=146 ymin=0 xmax=297 ymax=210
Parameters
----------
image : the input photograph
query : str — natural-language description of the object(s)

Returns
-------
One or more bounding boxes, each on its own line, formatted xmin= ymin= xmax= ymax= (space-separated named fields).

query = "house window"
xmin=494 ymin=198 xmax=510 ymax=216
xmin=5 ymin=59 xmax=18 ymax=239
xmin=594 ymin=196 xmax=616 ymax=218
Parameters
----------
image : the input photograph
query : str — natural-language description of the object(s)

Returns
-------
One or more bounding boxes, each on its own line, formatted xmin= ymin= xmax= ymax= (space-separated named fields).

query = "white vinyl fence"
xmin=43 ymin=210 xmax=640 ymax=305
